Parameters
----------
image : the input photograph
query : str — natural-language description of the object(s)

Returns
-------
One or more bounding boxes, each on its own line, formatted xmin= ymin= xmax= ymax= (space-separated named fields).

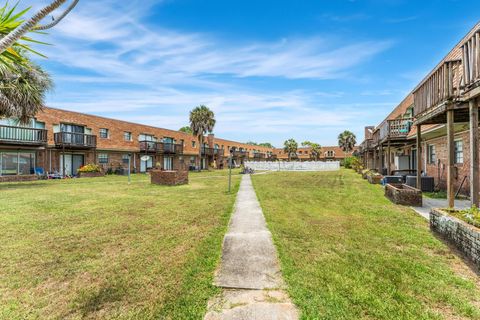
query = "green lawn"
xmin=252 ymin=169 xmax=480 ymax=320
xmin=0 ymin=171 xmax=240 ymax=320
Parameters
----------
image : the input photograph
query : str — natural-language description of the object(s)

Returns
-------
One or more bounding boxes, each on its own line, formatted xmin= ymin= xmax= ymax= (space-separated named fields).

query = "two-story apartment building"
xmin=359 ymin=21 xmax=480 ymax=207
xmin=0 ymin=107 xmax=275 ymax=180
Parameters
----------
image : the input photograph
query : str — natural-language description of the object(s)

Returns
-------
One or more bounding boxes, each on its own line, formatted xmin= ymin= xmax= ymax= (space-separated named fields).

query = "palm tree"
xmin=302 ymin=141 xmax=322 ymax=161
xmin=189 ymin=105 xmax=215 ymax=171
xmin=0 ymin=0 xmax=79 ymax=57
xmin=0 ymin=59 xmax=53 ymax=123
xmin=338 ymin=130 xmax=357 ymax=158
xmin=283 ymin=139 xmax=298 ymax=161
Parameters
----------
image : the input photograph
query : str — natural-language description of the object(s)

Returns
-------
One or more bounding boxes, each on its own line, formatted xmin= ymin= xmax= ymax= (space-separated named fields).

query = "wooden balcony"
xmin=378 ymin=118 xmax=413 ymax=143
xmin=253 ymin=152 xmax=266 ymax=160
xmin=413 ymin=60 xmax=462 ymax=123
xmin=232 ymin=150 xmax=248 ymax=158
xmin=201 ymin=147 xmax=224 ymax=157
xmin=0 ymin=125 xmax=47 ymax=146
xmin=139 ymin=141 xmax=183 ymax=154
xmin=54 ymin=132 xmax=97 ymax=149
xmin=462 ymin=30 xmax=480 ymax=97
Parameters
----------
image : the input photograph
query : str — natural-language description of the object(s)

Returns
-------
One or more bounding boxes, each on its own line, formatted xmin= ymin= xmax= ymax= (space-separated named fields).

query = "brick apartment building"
xmin=359 ymin=21 xmax=480 ymax=206
xmin=0 ymin=107 xmax=274 ymax=179
xmin=273 ymin=146 xmax=356 ymax=162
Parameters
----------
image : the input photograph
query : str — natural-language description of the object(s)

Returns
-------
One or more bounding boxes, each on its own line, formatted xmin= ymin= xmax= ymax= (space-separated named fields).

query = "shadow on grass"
xmin=431 ymin=231 xmax=480 ymax=277
xmin=70 ymin=281 xmax=127 ymax=318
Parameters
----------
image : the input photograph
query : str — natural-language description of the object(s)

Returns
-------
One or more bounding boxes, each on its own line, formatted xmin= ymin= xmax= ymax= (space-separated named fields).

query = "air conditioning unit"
xmin=405 ymin=176 xmax=434 ymax=192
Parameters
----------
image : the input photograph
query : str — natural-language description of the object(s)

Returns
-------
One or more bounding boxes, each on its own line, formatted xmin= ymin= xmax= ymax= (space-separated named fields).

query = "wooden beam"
xmin=387 ymin=141 xmax=391 ymax=175
xmin=378 ymin=144 xmax=383 ymax=173
xmin=416 ymin=125 xmax=422 ymax=190
xmin=447 ymin=109 xmax=455 ymax=208
xmin=470 ymin=98 xmax=479 ymax=207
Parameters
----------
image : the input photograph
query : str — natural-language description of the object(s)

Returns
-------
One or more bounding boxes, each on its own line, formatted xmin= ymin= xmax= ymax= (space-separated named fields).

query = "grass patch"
xmin=424 ymin=191 xmax=448 ymax=199
xmin=0 ymin=171 xmax=240 ymax=319
xmin=252 ymin=169 xmax=480 ymax=320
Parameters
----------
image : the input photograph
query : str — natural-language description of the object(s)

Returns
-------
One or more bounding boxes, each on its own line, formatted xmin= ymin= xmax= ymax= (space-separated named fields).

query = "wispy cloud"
xmin=29 ymin=0 xmax=394 ymax=146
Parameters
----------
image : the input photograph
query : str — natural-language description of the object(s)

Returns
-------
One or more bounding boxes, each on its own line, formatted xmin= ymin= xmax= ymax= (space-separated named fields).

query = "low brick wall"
xmin=151 ymin=170 xmax=189 ymax=186
xmin=430 ymin=209 xmax=480 ymax=269
xmin=78 ymin=172 xmax=105 ymax=178
xmin=0 ymin=175 xmax=39 ymax=183
xmin=385 ymin=183 xmax=422 ymax=206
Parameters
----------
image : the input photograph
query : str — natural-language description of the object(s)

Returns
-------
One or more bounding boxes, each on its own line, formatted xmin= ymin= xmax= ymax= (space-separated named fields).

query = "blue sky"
xmin=27 ymin=0 xmax=480 ymax=147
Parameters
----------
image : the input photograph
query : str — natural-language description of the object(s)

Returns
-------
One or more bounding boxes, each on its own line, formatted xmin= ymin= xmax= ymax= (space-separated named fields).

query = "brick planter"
xmin=385 ymin=183 xmax=422 ymax=206
xmin=430 ymin=209 xmax=480 ymax=269
xmin=367 ymin=174 xmax=383 ymax=184
xmin=78 ymin=172 xmax=105 ymax=178
xmin=151 ymin=169 xmax=188 ymax=186
xmin=0 ymin=175 xmax=38 ymax=183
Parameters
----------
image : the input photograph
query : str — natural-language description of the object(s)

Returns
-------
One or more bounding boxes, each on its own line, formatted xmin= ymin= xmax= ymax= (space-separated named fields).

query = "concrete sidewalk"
xmin=412 ymin=197 xmax=470 ymax=220
xmin=205 ymin=175 xmax=298 ymax=320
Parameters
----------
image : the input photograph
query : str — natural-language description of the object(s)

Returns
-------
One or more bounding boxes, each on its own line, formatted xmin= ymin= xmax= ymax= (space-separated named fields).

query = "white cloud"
xmin=27 ymin=0 xmax=394 ymax=146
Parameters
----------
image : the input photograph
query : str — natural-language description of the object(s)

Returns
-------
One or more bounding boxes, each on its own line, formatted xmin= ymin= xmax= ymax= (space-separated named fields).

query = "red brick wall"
xmin=35 ymin=107 xmax=275 ymax=159
xmin=424 ymin=131 xmax=470 ymax=196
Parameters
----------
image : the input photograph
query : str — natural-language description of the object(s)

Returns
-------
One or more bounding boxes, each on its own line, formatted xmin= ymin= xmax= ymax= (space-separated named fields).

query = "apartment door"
xmin=140 ymin=156 xmax=153 ymax=172
xmin=61 ymin=124 xmax=85 ymax=144
xmin=60 ymin=154 xmax=84 ymax=176
xmin=164 ymin=156 xmax=173 ymax=170
xmin=163 ymin=137 xmax=174 ymax=153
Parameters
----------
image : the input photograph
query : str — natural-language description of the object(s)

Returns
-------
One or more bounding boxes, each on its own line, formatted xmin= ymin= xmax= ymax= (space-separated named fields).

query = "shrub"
xmin=78 ymin=164 xmax=102 ymax=173
xmin=344 ymin=156 xmax=361 ymax=170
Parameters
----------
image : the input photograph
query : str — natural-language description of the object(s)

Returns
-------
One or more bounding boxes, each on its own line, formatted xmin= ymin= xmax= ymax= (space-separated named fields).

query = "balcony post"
xmin=378 ymin=144 xmax=383 ymax=173
xmin=469 ymin=98 xmax=479 ymax=207
xmin=387 ymin=140 xmax=391 ymax=175
xmin=416 ymin=124 xmax=422 ymax=190
xmin=447 ymin=109 xmax=455 ymax=208
xmin=373 ymin=148 xmax=377 ymax=171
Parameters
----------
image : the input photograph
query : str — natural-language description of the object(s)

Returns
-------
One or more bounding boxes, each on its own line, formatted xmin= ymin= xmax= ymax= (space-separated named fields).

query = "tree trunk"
xmin=198 ymin=135 xmax=202 ymax=171
xmin=0 ymin=0 xmax=68 ymax=55
xmin=35 ymin=0 xmax=80 ymax=31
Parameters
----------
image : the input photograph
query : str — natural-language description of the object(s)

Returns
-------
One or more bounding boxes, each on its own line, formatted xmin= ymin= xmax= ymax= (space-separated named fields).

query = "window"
xmin=122 ymin=154 xmax=130 ymax=164
xmin=98 ymin=153 xmax=109 ymax=164
xmin=0 ymin=152 xmax=35 ymax=176
xmin=124 ymin=131 xmax=132 ymax=141
xmin=192 ymin=141 xmax=196 ymax=148
xmin=428 ymin=145 xmax=436 ymax=164
xmin=139 ymin=134 xmax=155 ymax=141
xmin=326 ymin=150 xmax=335 ymax=158
xmin=455 ymin=140 xmax=464 ymax=164
xmin=99 ymin=128 xmax=109 ymax=139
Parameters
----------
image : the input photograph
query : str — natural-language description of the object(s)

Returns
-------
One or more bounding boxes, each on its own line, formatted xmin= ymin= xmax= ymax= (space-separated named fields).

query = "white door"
xmin=164 ymin=157 xmax=173 ymax=170
xmin=140 ymin=156 xmax=153 ymax=172
xmin=60 ymin=154 xmax=73 ymax=176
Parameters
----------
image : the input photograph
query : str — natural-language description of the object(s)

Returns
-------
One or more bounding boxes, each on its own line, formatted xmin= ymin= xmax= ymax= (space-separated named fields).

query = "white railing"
xmin=245 ymin=161 xmax=340 ymax=172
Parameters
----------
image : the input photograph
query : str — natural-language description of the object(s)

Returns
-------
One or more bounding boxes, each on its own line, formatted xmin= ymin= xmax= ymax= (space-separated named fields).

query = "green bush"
xmin=343 ymin=156 xmax=360 ymax=169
